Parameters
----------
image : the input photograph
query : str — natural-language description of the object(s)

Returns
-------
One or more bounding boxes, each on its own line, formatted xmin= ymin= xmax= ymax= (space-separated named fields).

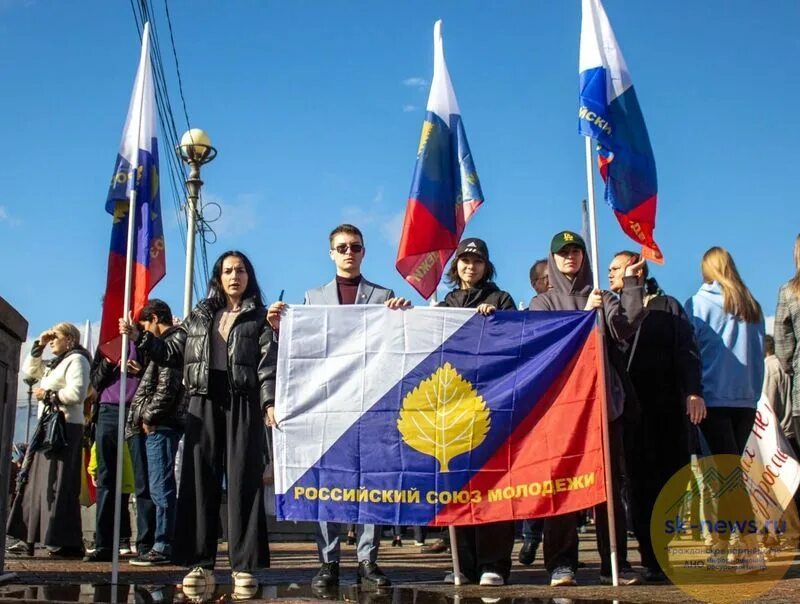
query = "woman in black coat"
xmin=122 ymin=251 xmax=276 ymax=593
xmin=438 ymin=238 xmax=517 ymax=586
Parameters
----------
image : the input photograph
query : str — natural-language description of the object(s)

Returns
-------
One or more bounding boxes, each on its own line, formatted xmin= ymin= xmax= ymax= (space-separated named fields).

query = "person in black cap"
xmin=529 ymin=231 xmax=646 ymax=587
xmin=438 ymin=237 xmax=517 ymax=586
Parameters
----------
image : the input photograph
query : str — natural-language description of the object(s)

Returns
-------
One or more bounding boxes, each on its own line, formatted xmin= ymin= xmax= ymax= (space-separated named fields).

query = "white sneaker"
xmin=183 ymin=566 xmax=215 ymax=587
xmin=232 ymin=584 xmax=258 ymax=600
xmin=232 ymin=571 xmax=258 ymax=588
xmin=479 ymin=571 xmax=504 ymax=586
xmin=183 ymin=584 xmax=216 ymax=603
xmin=443 ymin=571 xmax=470 ymax=584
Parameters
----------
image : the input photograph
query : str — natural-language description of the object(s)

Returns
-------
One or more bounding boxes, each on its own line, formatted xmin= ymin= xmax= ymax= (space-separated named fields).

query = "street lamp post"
xmin=23 ymin=376 xmax=37 ymax=443
xmin=177 ymin=128 xmax=217 ymax=318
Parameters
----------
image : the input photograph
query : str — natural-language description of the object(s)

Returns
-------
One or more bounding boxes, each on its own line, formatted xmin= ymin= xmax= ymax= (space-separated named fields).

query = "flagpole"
xmin=428 ymin=288 xmax=463 ymax=586
xmin=110 ymin=22 xmax=149 ymax=587
xmin=111 ymin=187 xmax=136 ymax=586
xmin=584 ymin=135 xmax=619 ymax=587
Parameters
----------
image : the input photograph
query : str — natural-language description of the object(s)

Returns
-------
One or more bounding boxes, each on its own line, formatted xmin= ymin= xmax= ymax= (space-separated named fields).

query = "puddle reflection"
xmin=0 ymin=583 xmax=625 ymax=604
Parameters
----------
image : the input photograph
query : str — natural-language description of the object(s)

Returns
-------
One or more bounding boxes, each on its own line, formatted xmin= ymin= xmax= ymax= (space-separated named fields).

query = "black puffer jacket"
xmin=138 ymin=296 xmax=277 ymax=409
xmin=126 ymin=326 xmax=185 ymax=439
xmin=439 ymin=282 xmax=517 ymax=310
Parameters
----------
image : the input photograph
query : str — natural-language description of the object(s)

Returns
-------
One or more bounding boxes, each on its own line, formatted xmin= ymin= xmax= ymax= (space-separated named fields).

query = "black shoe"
xmin=311 ymin=584 xmax=339 ymax=600
xmin=83 ymin=549 xmax=113 ymax=562
xmin=312 ymin=562 xmax=340 ymax=589
xmin=357 ymin=561 xmax=391 ymax=587
xmin=518 ymin=540 xmax=538 ymax=566
xmin=130 ymin=549 xmax=170 ymax=566
xmin=420 ymin=538 xmax=448 ymax=554
xmin=49 ymin=546 xmax=85 ymax=559
xmin=642 ymin=567 xmax=668 ymax=583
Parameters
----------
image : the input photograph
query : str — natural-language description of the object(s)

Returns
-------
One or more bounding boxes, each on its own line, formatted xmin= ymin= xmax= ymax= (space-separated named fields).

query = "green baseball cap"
xmin=550 ymin=231 xmax=586 ymax=254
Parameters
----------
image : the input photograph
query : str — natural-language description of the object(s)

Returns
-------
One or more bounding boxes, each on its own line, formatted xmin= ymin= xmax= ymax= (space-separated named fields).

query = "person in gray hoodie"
xmin=529 ymin=231 xmax=645 ymax=587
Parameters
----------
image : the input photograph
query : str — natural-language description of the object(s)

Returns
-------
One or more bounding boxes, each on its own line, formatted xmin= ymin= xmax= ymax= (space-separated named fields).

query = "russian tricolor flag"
xmin=98 ymin=23 xmax=165 ymax=362
xmin=274 ymin=307 xmax=606 ymax=525
xmin=579 ymin=0 xmax=663 ymax=262
xmin=396 ymin=21 xmax=483 ymax=299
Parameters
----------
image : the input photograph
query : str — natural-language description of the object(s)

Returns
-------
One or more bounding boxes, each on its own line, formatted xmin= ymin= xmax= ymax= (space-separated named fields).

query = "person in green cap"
xmin=528 ymin=230 xmax=646 ymax=587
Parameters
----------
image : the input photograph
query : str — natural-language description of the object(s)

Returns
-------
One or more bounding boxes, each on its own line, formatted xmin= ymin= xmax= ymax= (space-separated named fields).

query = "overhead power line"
xmin=128 ymin=0 xmax=215 ymax=301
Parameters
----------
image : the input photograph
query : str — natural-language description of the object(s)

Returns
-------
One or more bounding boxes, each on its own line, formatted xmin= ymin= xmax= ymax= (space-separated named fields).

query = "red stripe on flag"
xmin=431 ymin=328 xmax=606 ymax=525
xmin=395 ymin=198 xmax=482 ymax=299
xmin=613 ymin=195 xmax=663 ymax=263
xmin=98 ymin=255 xmax=161 ymax=363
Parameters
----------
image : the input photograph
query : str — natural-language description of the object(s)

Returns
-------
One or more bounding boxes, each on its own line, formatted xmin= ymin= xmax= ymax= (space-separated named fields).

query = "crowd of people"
xmin=7 ymin=224 xmax=800 ymax=596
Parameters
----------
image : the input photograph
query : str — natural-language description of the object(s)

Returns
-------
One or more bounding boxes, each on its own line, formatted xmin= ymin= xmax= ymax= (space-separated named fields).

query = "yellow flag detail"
xmin=397 ymin=362 xmax=490 ymax=472
xmin=417 ymin=120 xmax=435 ymax=157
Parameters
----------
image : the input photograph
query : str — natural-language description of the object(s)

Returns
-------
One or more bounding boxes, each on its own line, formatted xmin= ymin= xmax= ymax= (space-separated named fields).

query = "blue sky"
xmin=1 ymin=0 xmax=798 ymax=355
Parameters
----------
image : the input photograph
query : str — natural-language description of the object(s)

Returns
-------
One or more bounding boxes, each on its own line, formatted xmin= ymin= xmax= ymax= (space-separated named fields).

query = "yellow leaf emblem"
xmin=397 ymin=362 xmax=490 ymax=472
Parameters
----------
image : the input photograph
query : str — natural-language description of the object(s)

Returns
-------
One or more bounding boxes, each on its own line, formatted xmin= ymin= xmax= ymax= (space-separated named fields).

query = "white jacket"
xmin=22 ymin=350 xmax=90 ymax=425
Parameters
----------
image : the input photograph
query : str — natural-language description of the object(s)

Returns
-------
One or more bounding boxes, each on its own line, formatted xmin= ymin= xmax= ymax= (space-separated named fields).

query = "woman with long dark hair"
xmin=437 ymin=238 xmax=516 ymax=587
xmin=122 ymin=251 xmax=276 ymax=594
xmin=775 ymin=235 xmax=800 ymax=450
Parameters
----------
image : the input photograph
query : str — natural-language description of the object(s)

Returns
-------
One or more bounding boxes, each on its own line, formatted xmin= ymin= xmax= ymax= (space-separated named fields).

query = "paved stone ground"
xmin=1 ymin=532 xmax=798 ymax=603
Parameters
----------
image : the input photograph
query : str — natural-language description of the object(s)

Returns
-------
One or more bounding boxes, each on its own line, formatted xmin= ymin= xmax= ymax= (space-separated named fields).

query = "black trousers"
xmin=455 ymin=520 xmax=515 ymax=582
xmin=173 ymin=370 xmax=269 ymax=571
xmin=543 ymin=512 xmax=579 ymax=573
xmin=700 ymin=407 xmax=756 ymax=456
xmin=625 ymin=408 xmax=694 ymax=571
xmin=699 ymin=406 xmax=757 ymax=546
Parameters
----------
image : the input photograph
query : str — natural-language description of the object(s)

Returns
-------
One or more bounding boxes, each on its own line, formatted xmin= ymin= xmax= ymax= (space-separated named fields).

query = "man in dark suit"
xmin=268 ymin=224 xmax=409 ymax=589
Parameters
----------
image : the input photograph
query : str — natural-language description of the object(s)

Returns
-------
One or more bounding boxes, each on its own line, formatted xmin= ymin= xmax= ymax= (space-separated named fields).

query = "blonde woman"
xmin=775 ymin=234 xmax=800 ymax=450
xmin=685 ymin=247 xmax=764 ymax=456
xmin=6 ymin=323 xmax=91 ymax=558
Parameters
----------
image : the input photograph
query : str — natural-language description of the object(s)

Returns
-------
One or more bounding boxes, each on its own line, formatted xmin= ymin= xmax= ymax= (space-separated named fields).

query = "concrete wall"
xmin=0 ymin=297 xmax=28 ymax=573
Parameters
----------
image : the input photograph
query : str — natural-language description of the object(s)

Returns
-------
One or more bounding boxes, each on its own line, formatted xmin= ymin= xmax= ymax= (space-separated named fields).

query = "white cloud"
xmin=402 ymin=77 xmax=428 ymax=89
xmin=339 ymin=187 xmax=404 ymax=247
xmin=765 ymin=315 xmax=774 ymax=335
xmin=201 ymin=192 xmax=260 ymax=238
xmin=341 ymin=206 xmax=377 ymax=227
xmin=0 ymin=205 xmax=21 ymax=226
xmin=402 ymin=104 xmax=418 ymax=113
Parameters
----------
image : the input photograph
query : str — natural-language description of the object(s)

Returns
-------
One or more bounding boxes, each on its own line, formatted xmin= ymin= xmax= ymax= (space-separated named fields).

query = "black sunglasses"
xmin=333 ymin=243 xmax=363 ymax=253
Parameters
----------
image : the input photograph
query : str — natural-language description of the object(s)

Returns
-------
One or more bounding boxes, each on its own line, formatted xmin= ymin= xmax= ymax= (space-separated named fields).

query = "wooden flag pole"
xmin=584 ymin=135 xmax=619 ymax=587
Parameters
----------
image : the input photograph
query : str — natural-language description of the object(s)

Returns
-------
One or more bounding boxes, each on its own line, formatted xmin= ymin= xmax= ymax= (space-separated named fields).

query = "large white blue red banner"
xmin=273 ymin=306 xmax=607 ymax=526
